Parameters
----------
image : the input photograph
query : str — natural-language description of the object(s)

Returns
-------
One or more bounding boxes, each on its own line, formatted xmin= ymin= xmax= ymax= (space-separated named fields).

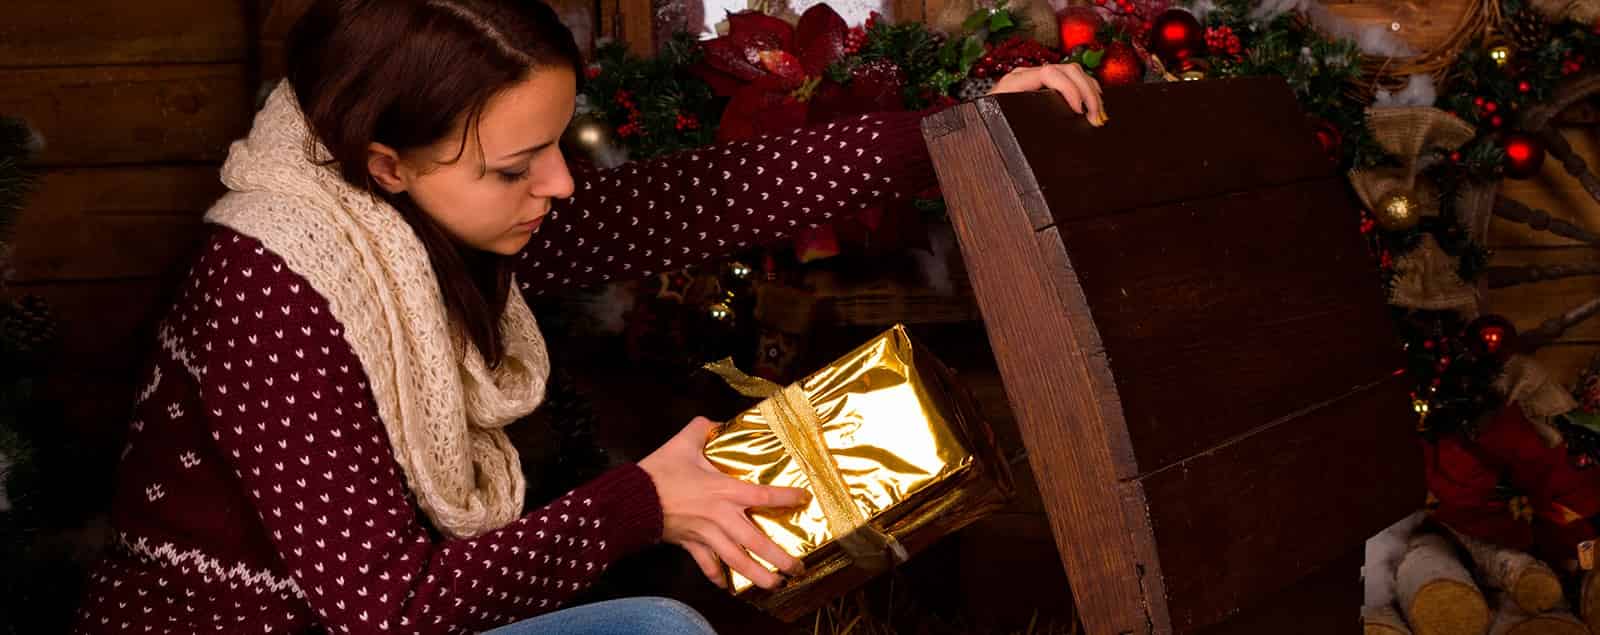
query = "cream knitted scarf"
xmin=206 ymin=81 xmax=546 ymax=539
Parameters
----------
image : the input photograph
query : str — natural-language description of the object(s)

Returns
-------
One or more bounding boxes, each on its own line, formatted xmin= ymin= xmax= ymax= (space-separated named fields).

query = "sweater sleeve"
xmin=514 ymin=110 xmax=938 ymax=296
xmin=190 ymin=229 xmax=664 ymax=635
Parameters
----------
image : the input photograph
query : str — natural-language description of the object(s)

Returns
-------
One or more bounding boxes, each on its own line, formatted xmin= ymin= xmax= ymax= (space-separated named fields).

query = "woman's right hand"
xmin=638 ymin=416 xmax=811 ymax=590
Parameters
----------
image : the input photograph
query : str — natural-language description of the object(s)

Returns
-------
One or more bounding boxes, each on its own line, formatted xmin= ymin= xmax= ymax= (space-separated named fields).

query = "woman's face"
xmin=372 ymin=67 xmax=578 ymax=256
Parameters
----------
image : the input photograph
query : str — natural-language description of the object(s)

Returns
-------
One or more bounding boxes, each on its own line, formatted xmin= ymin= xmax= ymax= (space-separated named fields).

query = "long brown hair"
xmin=284 ymin=0 xmax=582 ymax=366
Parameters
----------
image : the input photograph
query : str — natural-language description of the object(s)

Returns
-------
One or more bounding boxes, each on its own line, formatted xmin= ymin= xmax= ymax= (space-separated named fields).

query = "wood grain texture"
xmin=11 ymin=166 xmax=222 ymax=281
xmin=924 ymin=101 xmax=1155 ymax=634
xmin=1197 ymin=547 xmax=1365 ymax=635
xmin=601 ymin=0 xmax=657 ymax=57
xmin=1139 ymin=377 xmax=1419 ymax=630
xmin=8 ymin=278 xmax=177 ymax=375
xmin=1064 ymin=179 xmax=1404 ymax=474
xmin=1491 ymin=128 xmax=1600 ymax=248
xmin=926 ymin=80 xmax=1420 ymax=633
xmin=0 ymin=0 xmax=250 ymax=68
xmin=1321 ymin=0 xmax=1473 ymax=55
xmin=1001 ymin=78 xmax=1333 ymax=230
xmin=0 ymin=65 xmax=253 ymax=167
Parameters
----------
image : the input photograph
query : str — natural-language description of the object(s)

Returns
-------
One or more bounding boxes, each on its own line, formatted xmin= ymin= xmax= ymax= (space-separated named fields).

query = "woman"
xmin=72 ymin=1 xmax=1104 ymax=633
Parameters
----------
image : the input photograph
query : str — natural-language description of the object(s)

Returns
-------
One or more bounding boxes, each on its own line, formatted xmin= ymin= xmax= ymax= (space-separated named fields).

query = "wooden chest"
xmin=920 ymin=77 xmax=1422 ymax=633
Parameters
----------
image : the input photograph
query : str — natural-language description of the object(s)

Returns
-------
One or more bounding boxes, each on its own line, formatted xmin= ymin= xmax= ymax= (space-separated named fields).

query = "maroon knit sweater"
xmin=72 ymin=112 xmax=936 ymax=635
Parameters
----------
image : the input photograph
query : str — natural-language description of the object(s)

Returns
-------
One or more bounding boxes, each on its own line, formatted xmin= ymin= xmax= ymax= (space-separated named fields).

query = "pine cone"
xmin=957 ymin=77 xmax=997 ymax=101
xmin=1505 ymin=9 xmax=1549 ymax=53
xmin=0 ymin=295 xmax=59 ymax=358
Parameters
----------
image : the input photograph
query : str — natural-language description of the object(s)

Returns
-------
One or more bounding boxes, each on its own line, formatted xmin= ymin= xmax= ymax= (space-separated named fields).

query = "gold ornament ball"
xmin=706 ymin=301 xmax=733 ymax=322
xmin=1487 ymin=38 xmax=1512 ymax=66
xmin=1376 ymin=192 xmax=1421 ymax=231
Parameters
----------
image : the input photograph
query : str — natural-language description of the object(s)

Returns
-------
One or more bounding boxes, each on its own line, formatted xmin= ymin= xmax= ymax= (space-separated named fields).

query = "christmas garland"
xmin=569 ymin=0 xmax=1600 ymax=447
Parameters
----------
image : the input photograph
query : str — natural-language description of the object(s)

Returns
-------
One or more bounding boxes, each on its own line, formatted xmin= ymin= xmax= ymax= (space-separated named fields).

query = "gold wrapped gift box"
xmin=702 ymin=324 xmax=1015 ymax=621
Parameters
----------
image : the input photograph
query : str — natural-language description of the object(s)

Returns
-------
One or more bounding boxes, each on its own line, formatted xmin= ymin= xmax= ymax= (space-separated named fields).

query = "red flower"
xmin=693 ymin=6 xmax=854 ymax=142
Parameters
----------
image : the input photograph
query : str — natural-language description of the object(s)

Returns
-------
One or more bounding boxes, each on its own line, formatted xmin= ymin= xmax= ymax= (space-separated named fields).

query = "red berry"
xmin=1485 ymin=101 xmax=1498 ymax=113
xmin=1518 ymin=81 xmax=1531 ymax=93
xmin=1474 ymin=96 xmax=1485 ymax=106
xmin=1450 ymin=151 xmax=1462 ymax=162
xmin=1491 ymin=115 xmax=1504 ymax=127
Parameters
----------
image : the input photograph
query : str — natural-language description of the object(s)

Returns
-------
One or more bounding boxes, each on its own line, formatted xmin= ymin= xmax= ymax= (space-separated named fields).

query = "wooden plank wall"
xmin=1 ymin=1 xmax=258 ymax=442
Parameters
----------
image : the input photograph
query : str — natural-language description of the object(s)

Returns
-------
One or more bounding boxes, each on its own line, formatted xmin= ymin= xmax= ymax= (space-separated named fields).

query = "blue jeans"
xmin=483 ymin=597 xmax=718 ymax=635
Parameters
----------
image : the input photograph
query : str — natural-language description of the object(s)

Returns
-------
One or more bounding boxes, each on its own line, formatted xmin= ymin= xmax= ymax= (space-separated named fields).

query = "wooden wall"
xmin=1 ymin=1 xmax=258 ymax=441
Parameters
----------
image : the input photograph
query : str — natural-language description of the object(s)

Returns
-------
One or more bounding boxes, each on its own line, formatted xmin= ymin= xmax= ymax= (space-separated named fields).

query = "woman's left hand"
xmin=988 ymin=63 xmax=1107 ymax=127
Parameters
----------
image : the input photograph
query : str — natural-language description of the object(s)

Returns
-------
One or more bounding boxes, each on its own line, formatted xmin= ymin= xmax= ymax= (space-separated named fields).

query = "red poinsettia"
xmin=695 ymin=7 xmax=931 ymax=261
xmin=1427 ymin=405 xmax=1600 ymax=564
xmin=694 ymin=5 xmax=856 ymax=142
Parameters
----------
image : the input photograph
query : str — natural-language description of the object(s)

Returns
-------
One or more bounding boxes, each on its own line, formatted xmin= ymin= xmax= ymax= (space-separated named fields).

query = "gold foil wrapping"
xmin=702 ymin=324 xmax=1014 ymax=621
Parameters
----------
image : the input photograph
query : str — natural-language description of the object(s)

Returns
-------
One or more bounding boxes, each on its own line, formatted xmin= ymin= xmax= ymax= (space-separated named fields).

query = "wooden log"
xmin=1396 ymin=532 xmax=1490 ymax=635
xmin=1448 ymin=528 xmax=1564 ymax=615
xmin=0 ymin=64 xmax=253 ymax=167
xmin=0 ymin=0 xmax=248 ymax=68
xmin=1581 ymin=569 xmax=1600 ymax=633
xmin=1362 ymin=606 xmax=1412 ymax=634
xmin=1489 ymin=592 xmax=1588 ymax=635
xmin=10 ymin=166 xmax=221 ymax=282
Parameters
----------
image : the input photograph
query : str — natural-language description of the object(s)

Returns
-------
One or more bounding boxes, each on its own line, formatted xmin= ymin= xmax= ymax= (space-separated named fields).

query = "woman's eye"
xmin=497 ymin=169 xmax=530 ymax=183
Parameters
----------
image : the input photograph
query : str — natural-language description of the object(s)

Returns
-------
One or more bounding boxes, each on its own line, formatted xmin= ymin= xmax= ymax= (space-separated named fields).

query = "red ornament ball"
xmin=1307 ymin=116 xmax=1342 ymax=162
xmin=1466 ymin=314 xmax=1517 ymax=359
xmin=1097 ymin=41 xmax=1144 ymax=86
xmin=1148 ymin=8 xmax=1204 ymax=64
xmin=1501 ymin=131 xmax=1547 ymax=179
xmin=1058 ymin=6 xmax=1103 ymax=51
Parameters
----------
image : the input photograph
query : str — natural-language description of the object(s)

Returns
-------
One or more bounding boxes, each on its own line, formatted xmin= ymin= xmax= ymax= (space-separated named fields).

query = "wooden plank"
xmin=955 ymin=513 xmax=1077 ymax=630
xmin=893 ymin=0 xmax=927 ymax=24
xmin=1139 ymin=377 xmax=1419 ymax=631
xmin=39 ymin=371 xmax=141 ymax=446
xmin=7 ymin=277 xmax=177 ymax=375
xmin=998 ymin=78 xmax=1333 ymax=229
xmin=1198 ymin=547 xmax=1363 ymax=635
xmin=0 ymin=0 xmax=249 ymax=68
xmin=1486 ymin=247 xmax=1600 ymax=341
xmin=1321 ymin=0 xmax=1473 ymax=56
xmin=11 ymin=166 xmax=221 ymax=281
xmin=1481 ymin=246 xmax=1600 ymax=387
xmin=1064 ymin=178 xmax=1405 ymax=475
xmin=0 ymin=64 xmax=253 ymax=167
xmin=925 ymin=100 xmax=1155 ymax=634
xmin=600 ymin=0 xmax=656 ymax=57
xmin=1491 ymin=127 xmax=1600 ymax=248
xmin=259 ymin=0 xmax=317 ymax=82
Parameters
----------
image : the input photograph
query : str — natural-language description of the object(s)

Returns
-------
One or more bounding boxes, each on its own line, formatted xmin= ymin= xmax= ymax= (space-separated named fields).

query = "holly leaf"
xmin=1565 ymin=410 xmax=1600 ymax=435
xmin=959 ymin=37 xmax=986 ymax=68
xmin=988 ymin=11 xmax=1015 ymax=32
xmin=962 ymin=10 xmax=989 ymax=32
xmin=1081 ymin=48 xmax=1105 ymax=69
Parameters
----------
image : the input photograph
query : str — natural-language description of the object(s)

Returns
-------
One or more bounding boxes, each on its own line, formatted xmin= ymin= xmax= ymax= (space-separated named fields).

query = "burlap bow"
xmin=1349 ymin=106 xmax=1478 ymax=222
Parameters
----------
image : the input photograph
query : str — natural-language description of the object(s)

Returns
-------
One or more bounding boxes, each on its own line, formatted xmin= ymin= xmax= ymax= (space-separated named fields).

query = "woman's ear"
xmin=366 ymin=142 xmax=409 ymax=193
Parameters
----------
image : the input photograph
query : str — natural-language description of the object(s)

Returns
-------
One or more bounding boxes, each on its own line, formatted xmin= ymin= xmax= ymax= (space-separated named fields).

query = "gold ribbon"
xmin=703 ymin=358 xmax=910 ymax=572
